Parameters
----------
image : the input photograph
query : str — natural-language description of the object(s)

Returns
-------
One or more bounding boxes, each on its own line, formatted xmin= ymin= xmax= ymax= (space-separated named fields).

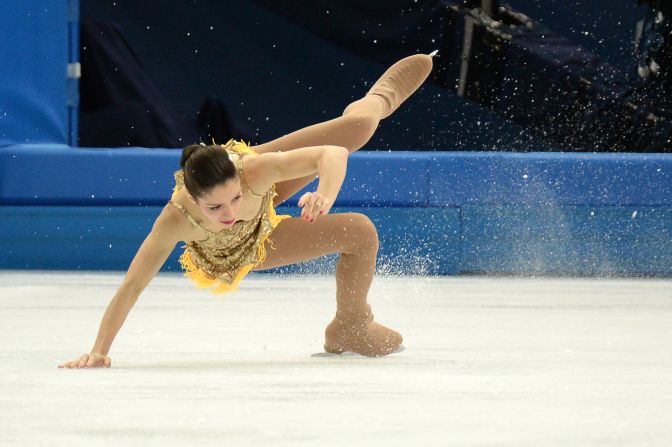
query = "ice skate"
xmin=361 ymin=51 xmax=436 ymax=119
xmin=324 ymin=304 xmax=403 ymax=357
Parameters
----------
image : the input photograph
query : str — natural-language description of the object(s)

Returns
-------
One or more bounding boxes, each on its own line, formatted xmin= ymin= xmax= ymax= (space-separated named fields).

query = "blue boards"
xmin=1 ymin=146 xmax=670 ymax=276
xmin=0 ymin=2 xmax=72 ymax=146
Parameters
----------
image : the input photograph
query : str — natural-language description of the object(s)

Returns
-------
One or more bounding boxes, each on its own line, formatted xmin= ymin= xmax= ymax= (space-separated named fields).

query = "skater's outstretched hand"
xmin=298 ymin=191 xmax=331 ymax=222
xmin=58 ymin=352 xmax=111 ymax=369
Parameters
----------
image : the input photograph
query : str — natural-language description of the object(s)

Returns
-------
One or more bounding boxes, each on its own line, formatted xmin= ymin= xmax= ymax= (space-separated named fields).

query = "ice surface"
xmin=1 ymin=272 xmax=671 ymax=446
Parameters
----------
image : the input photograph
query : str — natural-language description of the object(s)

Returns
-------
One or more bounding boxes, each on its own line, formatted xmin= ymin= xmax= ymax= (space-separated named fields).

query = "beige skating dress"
xmin=168 ymin=140 xmax=290 ymax=294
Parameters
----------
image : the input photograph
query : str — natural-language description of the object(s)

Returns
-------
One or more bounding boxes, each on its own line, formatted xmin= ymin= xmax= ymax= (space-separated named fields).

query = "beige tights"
xmin=247 ymin=54 xmax=434 ymax=354
xmin=253 ymin=213 xmax=402 ymax=356
xmin=252 ymin=95 xmax=386 ymax=205
xmin=254 ymin=213 xmax=377 ymax=317
xmin=251 ymin=97 xmax=403 ymax=355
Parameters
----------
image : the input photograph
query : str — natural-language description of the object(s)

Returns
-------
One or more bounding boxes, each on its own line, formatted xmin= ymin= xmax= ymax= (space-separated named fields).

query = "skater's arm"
xmin=59 ymin=207 xmax=188 ymax=368
xmin=92 ymin=212 xmax=182 ymax=352
xmin=246 ymin=145 xmax=348 ymax=210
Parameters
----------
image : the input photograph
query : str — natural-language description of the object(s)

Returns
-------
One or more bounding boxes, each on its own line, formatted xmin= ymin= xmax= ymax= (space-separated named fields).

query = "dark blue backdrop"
xmin=0 ymin=1 xmax=70 ymax=147
xmin=80 ymin=0 xmax=649 ymax=151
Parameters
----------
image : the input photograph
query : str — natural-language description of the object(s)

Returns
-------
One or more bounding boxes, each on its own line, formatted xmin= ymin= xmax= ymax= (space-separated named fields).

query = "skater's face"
xmin=195 ymin=178 xmax=243 ymax=227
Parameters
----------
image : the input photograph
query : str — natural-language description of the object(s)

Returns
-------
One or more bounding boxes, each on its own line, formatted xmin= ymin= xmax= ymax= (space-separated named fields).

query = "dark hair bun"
xmin=180 ymin=144 xmax=238 ymax=199
xmin=180 ymin=144 xmax=204 ymax=168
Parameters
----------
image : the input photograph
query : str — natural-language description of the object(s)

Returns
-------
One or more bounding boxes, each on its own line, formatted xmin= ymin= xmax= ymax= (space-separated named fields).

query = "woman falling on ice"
xmin=59 ymin=52 xmax=435 ymax=368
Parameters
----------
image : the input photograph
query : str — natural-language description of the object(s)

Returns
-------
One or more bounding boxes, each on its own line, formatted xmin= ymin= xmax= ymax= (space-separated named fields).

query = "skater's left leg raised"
xmin=252 ymin=53 xmax=435 ymax=205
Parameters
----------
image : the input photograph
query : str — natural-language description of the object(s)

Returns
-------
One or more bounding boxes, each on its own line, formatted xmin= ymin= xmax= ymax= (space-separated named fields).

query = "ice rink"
xmin=1 ymin=271 xmax=671 ymax=446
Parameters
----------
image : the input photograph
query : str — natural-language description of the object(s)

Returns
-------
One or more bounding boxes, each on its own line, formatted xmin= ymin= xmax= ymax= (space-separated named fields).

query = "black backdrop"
xmin=81 ymin=0 xmax=648 ymax=150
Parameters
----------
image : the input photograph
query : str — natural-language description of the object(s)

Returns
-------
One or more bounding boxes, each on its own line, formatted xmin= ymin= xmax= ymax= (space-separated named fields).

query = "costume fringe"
xmin=223 ymin=139 xmax=256 ymax=156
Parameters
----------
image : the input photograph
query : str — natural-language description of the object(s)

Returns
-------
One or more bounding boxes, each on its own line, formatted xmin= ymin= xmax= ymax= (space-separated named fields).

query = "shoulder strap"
xmin=234 ymin=154 xmax=265 ymax=198
xmin=168 ymin=200 xmax=201 ymax=229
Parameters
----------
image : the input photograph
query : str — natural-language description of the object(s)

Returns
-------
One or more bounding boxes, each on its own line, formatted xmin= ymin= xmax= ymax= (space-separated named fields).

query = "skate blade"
xmin=311 ymin=344 xmax=405 ymax=358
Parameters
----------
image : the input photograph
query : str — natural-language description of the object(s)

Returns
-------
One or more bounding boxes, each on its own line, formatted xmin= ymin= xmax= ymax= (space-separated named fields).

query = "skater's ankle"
xmin=343 ymin=96 xmax=386 ymax=118
xmin=333 ymin=306 xmax=373 ymax=326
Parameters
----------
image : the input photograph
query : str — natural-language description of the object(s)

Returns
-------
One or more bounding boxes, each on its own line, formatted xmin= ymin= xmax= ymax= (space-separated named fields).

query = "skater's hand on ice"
xmin=58 ymin=352 xmax=111 ymax=369
xmin=298 ymin=192 xmax=331 ymax=223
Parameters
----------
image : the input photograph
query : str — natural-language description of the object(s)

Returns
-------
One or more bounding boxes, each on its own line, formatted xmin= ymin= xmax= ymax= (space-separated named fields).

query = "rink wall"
xmin=0 ymin=1 xmax=78 ymax=147
xmin=1 ymin=145 xmax=671 ymax=276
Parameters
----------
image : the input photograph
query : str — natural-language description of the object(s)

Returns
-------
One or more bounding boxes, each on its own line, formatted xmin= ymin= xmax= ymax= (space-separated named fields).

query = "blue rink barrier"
xmin=0 ymin=2 xmax=71 ymax=146
xmin=1 ymin=145 xmax=671 ymax=276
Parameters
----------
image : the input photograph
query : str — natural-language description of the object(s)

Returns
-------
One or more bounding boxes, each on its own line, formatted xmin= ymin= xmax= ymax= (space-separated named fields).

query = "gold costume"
xmin=168 ymin=141 xmax=290 ymax=294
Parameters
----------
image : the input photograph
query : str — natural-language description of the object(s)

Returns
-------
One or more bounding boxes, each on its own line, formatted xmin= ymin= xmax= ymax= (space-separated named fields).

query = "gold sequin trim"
xmin=171 ymin=139 xmax=291 ymax=294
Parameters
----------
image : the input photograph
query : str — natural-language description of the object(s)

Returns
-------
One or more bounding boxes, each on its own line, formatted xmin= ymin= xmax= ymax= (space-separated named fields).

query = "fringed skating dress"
xmin=168 ymin=140 xmax=290 ymax=293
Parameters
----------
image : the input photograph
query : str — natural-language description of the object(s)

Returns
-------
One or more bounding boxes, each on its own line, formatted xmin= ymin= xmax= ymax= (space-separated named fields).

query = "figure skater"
xmin=59 ymin=52 xmax=435 ymax=368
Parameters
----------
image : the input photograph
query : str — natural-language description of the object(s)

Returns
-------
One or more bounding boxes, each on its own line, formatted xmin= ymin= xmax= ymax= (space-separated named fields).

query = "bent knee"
xmin=344 ymin=213 xmax=379 ymax=253
xmin=340 ymin=113 xmax=379 ymax=151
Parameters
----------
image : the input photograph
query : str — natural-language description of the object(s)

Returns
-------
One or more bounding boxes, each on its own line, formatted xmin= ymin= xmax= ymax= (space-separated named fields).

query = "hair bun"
xmin=180 ymin=144 xmax=205 ymax=168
